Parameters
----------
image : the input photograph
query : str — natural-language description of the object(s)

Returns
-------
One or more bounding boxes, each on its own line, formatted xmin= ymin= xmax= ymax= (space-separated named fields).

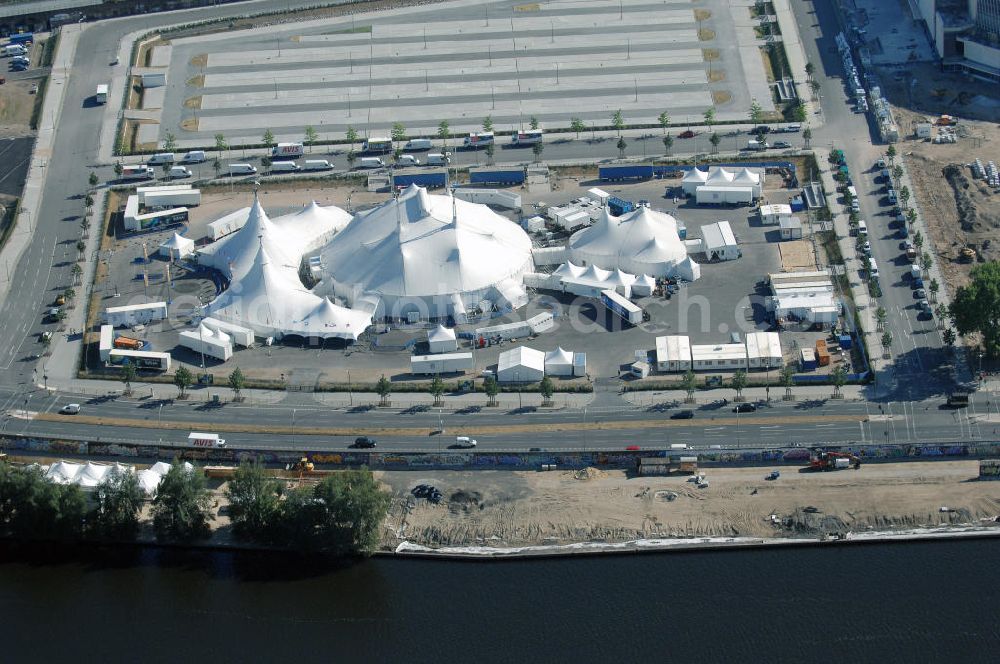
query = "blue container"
xmin=838 ymin=334 xmax=852 ymax=350
xmin=469 ymin=169 xmax=525 ymax=185
xmin=677 ymin=223 xmax=687 ymax=240
xmin=599 ymin=165 xmax=654 ymax=181
xmin=608 ymin=196 xmax=635 ymax=216
xmin=789 ymin=196 xmax=805 ymax=212
xmin=392 ymin=172 xmax=447 ymax=189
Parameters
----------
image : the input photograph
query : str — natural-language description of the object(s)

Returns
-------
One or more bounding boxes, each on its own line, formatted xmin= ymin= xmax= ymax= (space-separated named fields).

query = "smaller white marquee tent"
xmin=158 ymin=233 xmax=195 ymax=260
xmin=497 ymin=346 xmax=545 ymax=383
xmin=427 ymin=325 xmax=458 ymax=353
xmin=544 ymin=347 xmax=575 ymax=376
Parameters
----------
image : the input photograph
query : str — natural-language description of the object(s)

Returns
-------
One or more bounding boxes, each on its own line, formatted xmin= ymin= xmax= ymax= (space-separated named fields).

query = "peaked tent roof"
xmin=199 ymin=197 xmax=301 ymax=282
xmin=428 ymin=324 xmax=457 ymax=343
xmin=544 ymin=347 xmax=575 ymax=366
xmin=320 ymin=185 xmax=533 ymax=301
xmin=569 ymin=206 xmax=692 ymax=277
xmin=272 ymin=200 xmax=351 ymax=244
xmin=681 ymin=167 xmax=709 ymax=184
xmin=160 ymin=233 xmax=194 ymax=250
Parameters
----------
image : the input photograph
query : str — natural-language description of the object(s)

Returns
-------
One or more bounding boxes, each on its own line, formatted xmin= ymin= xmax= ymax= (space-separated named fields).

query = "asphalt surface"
xmin=0 ymin=137 xmax=32 ymax=197
xmin=0 ymin=0 xmax=971 ymax=453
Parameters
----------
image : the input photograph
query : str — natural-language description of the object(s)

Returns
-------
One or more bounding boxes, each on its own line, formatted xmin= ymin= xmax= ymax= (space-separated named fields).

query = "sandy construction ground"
xmin=379 ymin=461 xmax=1000 ymax=548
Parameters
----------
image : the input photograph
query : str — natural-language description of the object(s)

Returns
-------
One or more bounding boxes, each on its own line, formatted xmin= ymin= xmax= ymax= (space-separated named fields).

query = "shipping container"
xmin=392 ymin=170 xmax=448 ymax=189
xmin=599 ymin=165 xmax=654 ymax=181
xmin=410 ymin=352 xmax=474 ymax=374
xmin=469 ymin=168 xmax=525 ymax=185
xmin=601 ymin=289 xmax=643 ymax=326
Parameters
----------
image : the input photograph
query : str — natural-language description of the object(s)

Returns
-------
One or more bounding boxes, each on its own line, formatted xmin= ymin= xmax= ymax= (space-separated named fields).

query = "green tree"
xmin=84 ymin=193 xmax=94 ymax=209
xmin=802 ymin=126 xmax=812 ymax=149
xmin=430 ymin=376 xmax=445 ymax=406
xmin=805 ymin=61 xmax=815 ymax=77
xmin=151 ymin=462 xmax=212 ymax=543
xmin=262 ymin=128 xmax=275 ymax=148
xmin=76 ymin=240 xmax=86 ymax=261
xmin=831 ymin=364 xmax=847 ymax=398
xmin=730 ymin=369 xmax=747 ymax=400
xmin=892 ymin=165 xmax=904 ymax=182
xmin=658 ymin=110 xmax=670 ymax=134
xmin=950 ymin=262 xmax=1000 ymax=357
xmin=482 ymin=115 xmax=494 ymax=133
xmin=793 ymin=102 xmax=807 ymax=123
xmin=929 ymin=278 xmax=940 ymax=301
xmin=113 ymin=161 xmax=124 ymax=179
xmin=900 ymin=185 xmax=911 ymax=209
xmin=214 ymin=133 xmax=228 ymax=157
xmin=88 ymin=171 xmax=99 ymax=187
xmin=92 ymin=466 xmax=144 ymax=541
xmin=913 ymin=230 xmax=924 ymax=252
xmin=906 ymin=209 xmax=917 ymax=226
xmin=532 ymin=141 xmax=544 ymax=162
xmin=345 ymin=126 xmax=359 ymax=152
xmin=886 ymin=144 xmax=897 ymax=163
xmin=226 ymin=460 xmax=282 ymax=544
xmin=346 ymin=150 xmax=357 ymax=169
xmin=943 ymin=328 xmax=956 ymax=346
xmin=539 ymin=375 xmax=554 ymax=403
xmin=228 ymin=366 xmax=245 ymax=401
xmin=279 ymin=469 xmax=389 ymax=555
xmin=485 ymin=143 xmax=495 ymax=165
xmin=663 ymin=133 xmax=674 ymax=156
xmin=703 ymin=106 xmax=716 ymax=130
xmin=570 ymin=117 xmax=585 ymax=138
xmin=616 ymin=136 xmax=627 ymax=159
xmin=304 ymin=125 xmax=318 ymax=152
xmin=120 ymin=362 xmax=136 ymax=395
xmin=921 ymin=252 xmax=932 ymax=274
xmin=260 ymin=155 xmax=272 ymax=173
xmin=935 ymin=304 xmax=949 ymax=323
xmin=749 ymin=100 xmax=762 ymax=128
xmin=376 ymin=374 xmax=391 ymax=407
xmin=390 ymin=121 xmax=407 ymax=150
xmin=709 ymin=132 xmax=721 ymax=154
xmin=881 ymin=330 xmax=893 ymax=357
xmin=174 ymin=365 xmax=193 ymax=399
xmin=612 ymin=109 xmax=625 ymax=135
xmin=0 ymin=464 xmax=86 ymax=541
xmin=484 ymin=376 xmax=499 ymax=407
xmin=437 ymin=120 xmax=450 ymax=150
xmin=212 ymin=158 xmax=222 ymax=178
xmin=681 ymin=370 xmax=697 ymax=402
xmin=875 ymin=306 xmax=887 ymax=331
xmin=163 ymin=132 xmax=177 ymax=152
xmin=780 ymin=365 xmax=795 ymax=400
xmin=529 ymin=116 xmax=539 ymax=130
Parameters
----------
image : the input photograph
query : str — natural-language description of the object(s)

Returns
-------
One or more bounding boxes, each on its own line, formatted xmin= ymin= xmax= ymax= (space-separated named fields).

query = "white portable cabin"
xmin=104 ymin=301 xmax=168 ymax=328
xmin=141 ymin=72 xmax=166 ymax=88
xmin=701 ymin=221 xmax=739 ymax=261
xmin=779 ymin=217 xmax=803 ymax=240
xmin=497 ymin=346 xmax=546 ymax=383
xmin=573 ymin=352 xmax=587 ymax=377
xmin=410 ymin=352 xmax=474 ymax=375
xmin=427 ymin=325 xmax=458 ymax=354
xmin=759 ymin=204 xmax=792 ymax=226
xmin=453 ymin=188 xmax=522 ymax=210
xmin=178 ymin=325 xmax=233 ymax=362
xmin=655 ymin=335 xmax=692 ymax=372
xmin=99 ymin=325 xmax=114 ymax=361
xmin=696 ymin=185 xmax=754 ymax=206
xmin=745 ymin=331 xmax=783 ymax=369
xmin=690 ymin=343 xmax=748 ymax=371
xmin=200 ymin=317 xmax=254 ymax=347
xmin=587 ymin=187 xmax=610 ymax=207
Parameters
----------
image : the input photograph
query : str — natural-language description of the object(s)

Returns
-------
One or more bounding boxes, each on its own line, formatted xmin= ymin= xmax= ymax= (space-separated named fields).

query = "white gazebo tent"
xmin=497 ymin=346 xmax=545 ymax=382
xmin=158 ymin=233 xmax=195 ymax=260
xmin=544 ymin=347 xmax=575 ymax=376
xmin=427 ymin=324 xmax=458 ymax=353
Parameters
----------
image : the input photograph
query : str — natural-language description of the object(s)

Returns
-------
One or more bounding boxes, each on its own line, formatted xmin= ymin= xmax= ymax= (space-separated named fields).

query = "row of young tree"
xmin=677 ymin=365 xmax=849 ymax=401
xmin=0 ymin=460 xmax=389 ymax=555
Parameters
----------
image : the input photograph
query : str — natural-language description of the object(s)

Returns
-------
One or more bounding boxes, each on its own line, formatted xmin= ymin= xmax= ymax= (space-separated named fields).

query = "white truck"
xmin=188 ymin=432 xmax=226 ymax=448
xmin=463 ymin=132 xmax=494 ymax=148
xmin=510 ymin=129 xmax=543 ymax=146
xmin=426 ymin=152 xmax=451 ymax=166
xmin=96 ymin=84 xmax=108 ymax=104
xmin=272 ymin=142 xmax=304 ymax=158
xmin=121 ymin=165 xmax=154 ymax=180
xmin=746 ymin=139 xmax=768 ymax=151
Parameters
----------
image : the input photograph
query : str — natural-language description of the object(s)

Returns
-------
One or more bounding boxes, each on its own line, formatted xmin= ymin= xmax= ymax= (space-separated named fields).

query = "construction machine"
xmin=809 ymin=451 xmax=861 ymax=471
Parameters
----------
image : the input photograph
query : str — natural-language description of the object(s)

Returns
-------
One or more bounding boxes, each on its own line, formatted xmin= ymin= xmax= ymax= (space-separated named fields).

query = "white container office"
xmin=410 ymin=352 xmax=474 ymax=375
xmin=104 ymin=301 xmax=168 ymax=328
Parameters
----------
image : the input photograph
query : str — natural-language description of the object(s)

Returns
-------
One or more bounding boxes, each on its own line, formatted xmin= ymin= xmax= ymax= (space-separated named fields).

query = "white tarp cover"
xmin=568 ymin=207 xmax=696 ymax=278
xmin=271 ymin=200 xmax=351 ymax=253
xmin=320 ymin=185 xmax=533 ymax=319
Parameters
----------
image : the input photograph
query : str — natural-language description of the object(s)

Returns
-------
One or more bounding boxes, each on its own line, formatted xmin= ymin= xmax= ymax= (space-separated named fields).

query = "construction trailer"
xmin=104 ymin=302 xmax=168 ymax=328
xmin=410 ymin=352 xmax=474 ymax=375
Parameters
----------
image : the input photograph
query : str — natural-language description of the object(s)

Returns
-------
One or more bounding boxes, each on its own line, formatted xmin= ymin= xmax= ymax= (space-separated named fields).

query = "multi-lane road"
xmin=0 ymin=0 xmax=973 ymax=453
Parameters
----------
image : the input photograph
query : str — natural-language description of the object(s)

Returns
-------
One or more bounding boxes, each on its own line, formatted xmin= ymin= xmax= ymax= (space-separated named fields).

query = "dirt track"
xmin=380 ymin=461 xmax=1000 ymax=548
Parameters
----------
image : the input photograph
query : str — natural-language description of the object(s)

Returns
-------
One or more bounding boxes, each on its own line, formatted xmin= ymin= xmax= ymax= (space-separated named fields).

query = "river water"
xmin=1 ymin=539 xmax=997 ymax=662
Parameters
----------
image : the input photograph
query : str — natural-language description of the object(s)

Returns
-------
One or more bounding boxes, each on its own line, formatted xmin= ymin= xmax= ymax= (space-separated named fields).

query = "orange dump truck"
xmin=113 ymin=336 xmax=145 ymax=350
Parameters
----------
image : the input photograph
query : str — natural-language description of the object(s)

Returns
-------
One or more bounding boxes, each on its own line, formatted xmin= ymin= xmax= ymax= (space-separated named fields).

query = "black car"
xmin=732 ymin=403 xmax=757 ymax=413
xmin=353 ymin=436 xmax=377 ymax=448
xmin=670 ymin=410 xmax=695 ymax=420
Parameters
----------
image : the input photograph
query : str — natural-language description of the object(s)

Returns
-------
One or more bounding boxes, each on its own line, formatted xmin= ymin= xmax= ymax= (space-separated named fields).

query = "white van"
xmin=869 ymin=259 xmax=879 ymax=278
xmin=168 ymin=166 xmax=192 ymax=178
xmin=404 ymin=138 xmax=433 ymax=151
xmin=188 ymin=432 xmax=226 ymax=448
xmin=858 ymin=220 xmax=868 ymax=236
xmin=396 ymin=154 xmax=420 ymax=167
xmin=303 ymin=159 xmax=332 ymax=171
xmin=181 ymin=150 xmax=206 ymax=163
xmin=270 ymin=161 xmax=301 ymax=172
xmin=426 ymin=152 xmax=451 ymax=166
xmin=455 ymin=436 xmax=477 ymax=448
xmin=670 ymin=443 xmax=691 ymax=450
xmin=228 ymin=163 xmax=257 ymax=175
xmin=358 ymin=157 xmax=385 ymax=169
xmin=148 ymin=152 xmax=175 ymax=165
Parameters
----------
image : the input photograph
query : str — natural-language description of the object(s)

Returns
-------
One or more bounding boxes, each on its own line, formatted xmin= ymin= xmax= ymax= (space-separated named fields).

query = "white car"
xmin=60 ymin=403 xmax=81 ymax=415
xmin=455 ymin=436 xmax=477 ymax=448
